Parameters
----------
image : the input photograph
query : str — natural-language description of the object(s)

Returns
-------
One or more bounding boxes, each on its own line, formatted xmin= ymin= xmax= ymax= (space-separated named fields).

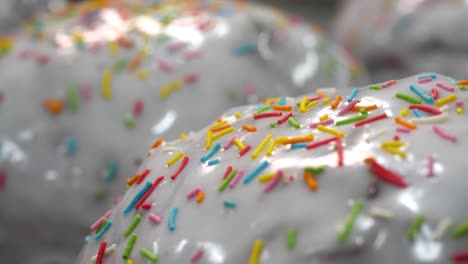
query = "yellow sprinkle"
xmin=380 ymin=141 xmax=406 ymax=148
xmin=306 ymin=100 xmax=319 ymax=109
xmin=249 ymin=240 xmax=263 ymax=264
xmin=171 ymin=79 xmax=183 ymax=90
xmin=179 ymin=133 xmax=187 ymax=140
xmin=139 ymin=45 xmax=150 ymax=57
xmin=234 ymin=112 xmax=243 ymax=119
xmin=136 ymin=70 xmax=149 ymax=80
xmin=400 ymin=107 xmax=409 ymax=117
xmin=265 ymin=97 xmax=281 ymax=105
xmin=127 ymin=260 xmax=134 ymax=264
xmin=299 ymin=96 xmax=309 ymax=113
xmin=159 ymin=84 xmax=172 ymax=99
xmin=251 ymin=135 xmax=272 ymax=159
xmin=209 ymin=120 xmax=228 ymax=130
xmin=167 ymin=151 xmax=185 ymax=167
xmin=435 ymin=94 xmax=457 ymax=107
xmin=316 ymin=125 xmax=345 ymax=138
xmin=265 ymin=140 xmax=276 ymax=157
xmin=275 ymin=136 xmax=288 ymax=143
xmin=212 ymin=127 xmax=236 ymax=141
xmin=233 ymin=138 xmax=246 ymax=150
xmin=205 ymin=131 xmax=213 ymax=150
xmin=319 ymin=114 xmax=329 ymax=121
xmin=381 ymin=146 xmax=406 ymax=158
xmin=258 ymin=173 xmax=275 ymax=183
xmin=322 ymin=97 xmax=331 ymax=105
xmin=101 ymin=70 xmax=113 ymax=100
xmin=107 ymin=41 xmax=119 ymax=55
xmin=456 ymin=107 xmax=463 ymax=115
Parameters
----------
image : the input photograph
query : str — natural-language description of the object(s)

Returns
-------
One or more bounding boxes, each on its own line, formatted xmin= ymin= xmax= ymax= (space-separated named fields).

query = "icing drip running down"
xmin=0 ymin=0 xmax=364 ymax=263
xmin=77 ymin=73 xmax=468 ymax=264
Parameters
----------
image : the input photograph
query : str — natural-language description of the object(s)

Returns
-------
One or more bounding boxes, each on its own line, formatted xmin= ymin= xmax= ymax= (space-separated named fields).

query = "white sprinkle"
xmin=153 ymin=241 xmax=159 ymax=256
xmin=366 ymin=128 xmax=387 ymax=143
xmin=410 ymin=112 xmax=448 ymax=124
xmin=163 ymin=147 xmax=181 ymax=153
xmin=90 ymin=244 xmax=117 ymax=261
xmin=439 ymin=105 xmax=449 ymax=112
xmin=432 ymin=217 xmax=452 ymax=240
xmin=369 ymin=207 xmax=394 ymax=220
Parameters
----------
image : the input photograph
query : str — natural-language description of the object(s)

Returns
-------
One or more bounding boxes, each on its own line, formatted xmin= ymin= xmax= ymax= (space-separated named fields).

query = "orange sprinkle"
xmin=117 ymin=37 xmax=134 ymax=49
xmin=281 ymin=134 xmax=315 ymax=145
xmin=303 ymin=172 xmax=318 ymax=191
xmin=151 ymin=138 xmax=163 ymax=149
xmin=272 ymin=104 xmax=292 ymax=111
xmin=317 ymin=90 xmax=326 ymax=97
xmin=331 ymin=96 xmax=342 ymax=109
xmin=126 ymin=173 xmax=140 ymax=186
xmin=209 ymin=124 xmax=231 ymax=133
xmin=456 ymin=80 xmax=468 ymax=86
xmin=243 ymin=124 xmax=257 ymax=132
xmin=128 ymin=55 xmax=143 ymax=71
xmin=43 ymin=98 xmax=64 ymax=115
xmin=352 ymin=104 xmax=378 ymax=112
xmin=217 ymin=118 xmax=224 ymax=123
xmin=196 ymin=191 xmax=205 ymax=204
xmin=363 ymin=156 xmax=375 ymax=164
xmin=395 ymin=117 xmax=417 ymax=130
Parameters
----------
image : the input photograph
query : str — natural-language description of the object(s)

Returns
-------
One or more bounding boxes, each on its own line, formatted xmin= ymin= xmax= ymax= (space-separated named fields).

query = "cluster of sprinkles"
xmin=79 ymin=72 xmax=468 ymax=263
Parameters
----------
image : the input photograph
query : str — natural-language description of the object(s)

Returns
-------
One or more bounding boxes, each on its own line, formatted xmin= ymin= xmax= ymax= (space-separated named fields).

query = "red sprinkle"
xmin=409 ymin=104 xmax=442 ymax=115
xmin=171 ymin=156 xmax=190 ymax=180
xmin=253 ymin=111 xmax=283 ymax=120
xmin=306 ymin=137 xmax=338 ymax=150
xmin=0 ymin=169 xmax=6 ymax=189
xmin=141 ymin=203 xmax=152 ymax=210
xmin=239 ymin=145 xmax=252 ymax=157
xmin=133 ymin=99 xmax=144 ymax=117
xmin=223 ymin=166 xmax=233 ymax=179
xmin=96 ymin=241 xmax=107 ymax=264
xmin=452 ymin=251 xmax=468 ymax=263
xmin=135 ymin=176 xmax=165 ymax=209
xmin=36 ymin=54 xmax=49 ymax=65
xmin=370 ymin=160 xmax=408 ymax=188
xmin=393 ymin=135 xmax=400 ymax=141
xmin=308 ymin=96 xmax=323 ymax=102
xmin=354 ymin=113 xmax=388 ymax=127
xmin=184 ymin=74 xmax=199 ymax=84
xmin=277 ymin=112 xmax=293 ymax=125
xmin=336 ymin=138 xmax=344 ymax=167
xmin=136 ymin=169 xmax=150 ymax=185
xmin=431 ymin=88 xmax=439 ymax=99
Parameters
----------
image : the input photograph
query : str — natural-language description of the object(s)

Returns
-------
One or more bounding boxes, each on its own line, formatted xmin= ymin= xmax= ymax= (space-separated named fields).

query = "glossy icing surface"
xmin=77 ymin=73 xmax=468 ymax=264
xmin=0 ymin=1 xmax=363 ymax=263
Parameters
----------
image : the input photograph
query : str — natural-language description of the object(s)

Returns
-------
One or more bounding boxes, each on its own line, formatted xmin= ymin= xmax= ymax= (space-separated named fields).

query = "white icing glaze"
xmin=0 ymin=1 xmax=363 ymax=263
xmin=77 ymin=73 xmax=468 ymax=264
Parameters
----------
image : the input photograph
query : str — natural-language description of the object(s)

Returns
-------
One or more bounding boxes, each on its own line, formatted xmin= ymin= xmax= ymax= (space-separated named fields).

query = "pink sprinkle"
xmin=287 ymin=15 xmax=301 ymax=25
xmin=336 ymin=138 xmax=344 ymax=167
xmin=36 ymin=54 xmax=49 ymax=65
xmin=427 ymin=154 xmax=434 ymax=177
xmin=337 ymin=100 xmax=359 ymax=116
xmin=113 ymin=197 xmax=121 ymax=205
xmin=191 ymin=248 xmax=204 ymax=263
xmin=224 ymin=136 xmax=236 ymax=149
xmin=80 ymin=83 xmax=92 ymax=102
xmin=418 ymin=77 xmax=432 ymax=84
xmin=432 ymin=125 xmax=457 ymax=143
xmin=133 ymin=99 xmax=144 ymax=117
xmin=264 ymin=170 xmax=282 ymax=193
xmin=149 ymin=213 xmax=162 ymax=224
xmin=90 ymin=210 xmax=112 ymax=231
xmin=244 ymin=83 xmax=255 ymax=97
xmin=396 ymin=127 xmax=411 ymax=134
xmin=198 ymin=19 xmax=212 ymax=31
xmin=184 ymin=50 xmax=203 ymax=61
xmin=186 ymin=188 xmax=201 ymax=200
xmin=158 ymin=60 xmax=174 ymax=72
xmin=229 ymin=170 xmax=244 ymax=189
xmin=0 ymin=169 xmax=6 ymax=189
xmin=168 ymin=42 xmax=187 ymax=53
xmin=18 ymin=50 xmax=33 ymax=59
xmin=436 ymin=82 xmax=455 ymax=92
xmin=309 ymin=118 xmax=334 ymax=129
xmin=456 ymin=100 xmax=464 ymax=108
xmin=382 ymin=80 xmax=396 ymax=88
xmin=184 ymin=74 xmax=199 ymax=84
xmin=89 ymin=43 xmax=101 ymax=54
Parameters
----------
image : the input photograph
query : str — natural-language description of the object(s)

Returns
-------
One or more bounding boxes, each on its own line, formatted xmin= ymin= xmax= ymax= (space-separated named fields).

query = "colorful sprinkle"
xmin=149 ymin=213 xmax=162 ymax=225
xmin=453 ymin=222 xmax=468 ymax=238
xmin=201 ymin=143 xmax=221 ymax=163
xmin=96 ymin=241 xmax=107 ymax=264
xmin=251 ymin=135 xmax=272 ymax=159
xmin=123 ymin=181 xmax=151 ymax=215
xmin=140 ymin=248 xmax=158 ymax=263
xmin=287 ymin=227 xmax=297 ymax=250
xmin=167 ymin=151 xmax=185 ymax=167
xmin=338 ymin=200 xmax=362 ymax=243
xmin=248 ymin=240 xmax=263 ymax=264
xmin=409 ymin=84 xmax=434 ymax=104
xmin=122 ymin=234 xmax=138 ymax=260
xmin=224 ymin=199 xmax=237 ymax=208
xmin=191 ymin=248 xmax=204 ymax=263
xmin=432 ymin=125 xmax=457 ymax=143
xmin=243 ymin=160 xmax=270 ymax=184
xmin=407 ymin=214 xmax=425 ymax=241
xmin=395 ymin=92 xmax=422 ymax=104
xmin=101 ymin=70 xmax=113 ymax=100
xmin=124 ymin=214 xmax=141 ymax=238
xmin=347 ymin=88 xmax=359 ymax=102
xmin=168 ymin=207 xmax=178 ymax=231
xmin=435 ymin=94 xmax=457 ymax=107
xmin=135 ymin=176 xmax=165 ymax=209
xmin=95 ymin=220 xmax=112 ymax=240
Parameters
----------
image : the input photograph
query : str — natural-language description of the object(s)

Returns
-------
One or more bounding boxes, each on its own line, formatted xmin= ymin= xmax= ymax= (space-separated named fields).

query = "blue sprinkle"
xmin=104 ymin=160 xmax=119 ymax=182
xmin=65 ymin=136 xmax=78 ymax=155
xmin=95 ymin=221 xmax=112 ymax=240
xmin=243 ymin=161 xmax=270 ymax=184
xmin=232 ymin=42 xmax=256 ymax=56
xmin=276 ymin=98 xmax=287 ymax=105
xmin=169 ymin=207 xmax=178 ymax=231
xmin=413 ymin=109 xmax=423 ymax=118
xmin=409 ymin=84 xmax=434 ymax=104
xmin=123 ymin=181 xmax=152 ymax=215
xmin=200 ymin=143 xmax=221 ymax=163
xmin=347 ymin=88 xmax=359 ymax=103
xmin=84 ymin=235 xmax=90 ymax=244
xmin=207 ymin=158 xmax=221 ymax=166
xmin=291 ymin=143 xmax=307 ymax=149
xmin=417 ymin=73 xmax=437 ymax=80
xmin=448 ymin=76 xmax=459 ymax=83
xmin=224 ymin=199 xmax=237 ymax=208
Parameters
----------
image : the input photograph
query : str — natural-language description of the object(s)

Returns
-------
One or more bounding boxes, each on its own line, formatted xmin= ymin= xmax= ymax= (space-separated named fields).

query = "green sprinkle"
xmin=287 ymin=227 xmax=297 ymax=250
xmin=124 ymin=113 xmax=137 ymax=128
xmin=270 ymin=122 xmax=277 ymax=128
xmin=407 ymin=214 xmax=425 ymax=241
xmin=124 ymin=214 xmax=141 ymax=238
xmin=67 ymin=84 xmax=80 ymax=112
xmin=122 ymin=233 xmax=138 ymax=260
xmin=304 ymin=166 xmax=327 ymax=175
xmin=452 ymin=222 xmax=468 ymax=238
xmin=95 ymin=218 xmax=108 ymax=234
xmin=395 ymin=92 xmax=422 ymax=104
xmin=336 ymin=109 xmax=368 ymax=126
xmin=254 ymin=105 xmax=272 ymax=115
xmin=94 ymin=188 xmax=106 ymax=199
xmin=459 ymin=85 xmax=468 ymax=91
xmin=228 ymin=90 xmax=240 ymax=101
xmin=369 ymin=84 xmax=382 ymax=90
xmin=224 ymin=199 xmax=237 ymax=208
xmin=140 ymin=248 xmax=158 ymax=263
xmin=218 ymin=169 xmax=237 ymax=192
xmin=338 ymin=200 xmax=362 ymax=243
xmin=113 ymin=58 xmax=128 ymax=72
xmin=287 ymin=117 xmax=300 ymax=129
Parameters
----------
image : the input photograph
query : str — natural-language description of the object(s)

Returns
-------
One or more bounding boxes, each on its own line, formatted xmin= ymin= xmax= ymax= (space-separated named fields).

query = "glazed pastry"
xmin=335 ymin=0 xmax=468 ymax=80
xmin=0 ymin=0 xmax=363 ymax=263
xmin=76 ymin=72 xmax=468 ymax=264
